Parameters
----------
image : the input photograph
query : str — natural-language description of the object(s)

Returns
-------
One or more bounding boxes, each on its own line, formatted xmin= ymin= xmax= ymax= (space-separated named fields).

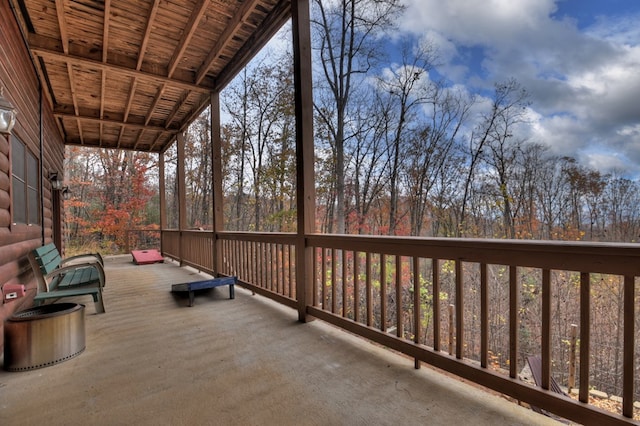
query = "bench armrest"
xmin=45 ymin=261 xmax=106 ymax=290
xmin=60 ymin=252 xmax=104 ymax=266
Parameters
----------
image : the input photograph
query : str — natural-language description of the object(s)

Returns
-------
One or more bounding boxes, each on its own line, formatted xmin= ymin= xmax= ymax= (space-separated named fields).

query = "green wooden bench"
xmin=28 ymin=243 xmax=106 ymax=313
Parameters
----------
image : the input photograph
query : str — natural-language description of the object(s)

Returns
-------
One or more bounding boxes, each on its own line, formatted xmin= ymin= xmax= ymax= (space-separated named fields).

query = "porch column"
xmin=177 ymin=133 xmax=187 ymax=262
xmin=211 ymin=92 xmax=223 ymax=275
xmin=158 ymin=151 xmax=166 ymax=252
xmin=292 ymin=0 xmax=315 ymax=322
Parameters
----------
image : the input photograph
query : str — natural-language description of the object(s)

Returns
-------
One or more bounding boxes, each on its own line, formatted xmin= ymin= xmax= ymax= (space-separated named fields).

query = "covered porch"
xmin=1 ymin=0 xmax=637 ymax=424
xmin=0 ymin=255 xmax=556 ymax=425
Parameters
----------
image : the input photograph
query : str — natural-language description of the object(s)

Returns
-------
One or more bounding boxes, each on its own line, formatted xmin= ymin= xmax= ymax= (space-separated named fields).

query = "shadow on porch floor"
xmin=0 ymin=255 xmax=560 ymax=425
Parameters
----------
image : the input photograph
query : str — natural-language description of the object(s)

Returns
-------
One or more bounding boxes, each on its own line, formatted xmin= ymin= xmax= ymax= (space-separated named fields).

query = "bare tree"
xmin=403 ymin=83 xmax=472 ymax=236
xmin=458 ymin=79 xmax=529 ymax=237
xmin=375 ymin=40 xmax=436 ymax=235
xmin=312 ymin=0 xmax=403 ymax=234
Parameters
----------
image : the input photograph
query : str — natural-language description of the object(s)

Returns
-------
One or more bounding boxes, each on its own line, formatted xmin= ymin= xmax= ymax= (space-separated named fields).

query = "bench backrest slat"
xmin=32 ymin=243 xmax=62 ymax=276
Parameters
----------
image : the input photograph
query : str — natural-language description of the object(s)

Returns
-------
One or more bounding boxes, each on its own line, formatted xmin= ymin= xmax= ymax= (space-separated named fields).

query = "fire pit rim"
xmin=9 ymin=302 xmax=84 ymax=321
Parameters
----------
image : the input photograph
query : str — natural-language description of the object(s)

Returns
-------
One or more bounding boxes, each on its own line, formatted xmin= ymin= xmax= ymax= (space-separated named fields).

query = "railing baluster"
xmin=290 ymin=244 xmax=295 ymax=297
xmin=245 ymin=241 xmax=250 ymax=284
xmin=381 ymin=254 xmax=387 ymax=332
xmin=343 ymin=249 xmax=348 ymax=318
xmin=433 ymin=258 xmax=440 ymax=352
xmin=322 ymin=248 xmax=327 ymax=309
xmin=396 ymin=255 xmax=402 ymax=338
xmin=541 ymin=269 xmax=551 ymax=390
xmin=312 ymin=247 xmax=318 ymax=305
xmin=509 ymin=265 xmax=518 ymax=378
xmin=579 ymin=272 xmax=590 ymax=403
xmin=366 ymin=252 xmax=372 ymax=327
xmin=623 ymin=275 xmax=634 ymax=418
xmin=354 ymin=251 xmax=360 ymax=323
xmin=277 ymin=244 xmax=283 ymax=295
xmin=456 ymin=259 xmax=464 ymax=359
xmin=413 ymin=256 xmax=421 ymax=369
xmin=267 ymin=243 xmax=272 ymax=292
xmin=480 ymin=262 xmax=488 ymax=368
xmin=260 ymin=242 xmax=264 ymax=289
xmin=331 ymin=248 xmax=337 ymax=314
xmin=271 ymin=243 xmax=275 ymax=292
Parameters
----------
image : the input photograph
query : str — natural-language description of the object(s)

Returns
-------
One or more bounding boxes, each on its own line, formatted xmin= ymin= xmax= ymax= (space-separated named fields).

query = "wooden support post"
xmin=211 ymin=91 xmax=223 ymax=275
xmin=158 ymin=153 xmax=166 ymax=252
xmin=292 ymin=0 xmax=315 ymax=323
xmin=176 ymin=132 xmax=186 ymax=263
xmin=159 ymin=153 xmax=166 ymax=229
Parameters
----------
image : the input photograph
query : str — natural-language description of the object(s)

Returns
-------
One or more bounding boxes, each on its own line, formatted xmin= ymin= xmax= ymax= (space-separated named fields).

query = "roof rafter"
xmin=137 ymin=0 xmax=161 ymax=71
xmin=54 ymin=0 xmax=69 ymax=54
xmin=30 ymin=45 xmax=212 ymax=94
xmin=54 ymin=112 xmax=173 ymax=134
xmin=195 ymin=0 xmax=262 ymax=85
xmin=168 ymin=0 xmax=210 ymax=79
xmin=100 ymin=0 xmax=111 ymax=143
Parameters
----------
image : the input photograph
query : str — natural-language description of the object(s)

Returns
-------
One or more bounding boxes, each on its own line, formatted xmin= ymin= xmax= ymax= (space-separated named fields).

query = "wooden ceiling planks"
xmin=12 ymin=0 xmax=287 ymax=152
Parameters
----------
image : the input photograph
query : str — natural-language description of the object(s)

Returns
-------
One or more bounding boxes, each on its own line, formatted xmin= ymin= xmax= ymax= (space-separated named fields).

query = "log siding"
xmin=0 ymin=0 xmax=65 ymax=349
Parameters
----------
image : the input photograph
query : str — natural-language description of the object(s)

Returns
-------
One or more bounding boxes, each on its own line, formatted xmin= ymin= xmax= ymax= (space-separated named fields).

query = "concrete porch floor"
xmin=1 ymin=255 xmax=560 ymax=425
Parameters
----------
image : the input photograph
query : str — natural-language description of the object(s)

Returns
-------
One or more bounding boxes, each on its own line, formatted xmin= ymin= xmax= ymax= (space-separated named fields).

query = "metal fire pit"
xmin=4 ymin=303 xmax=86 ymax=371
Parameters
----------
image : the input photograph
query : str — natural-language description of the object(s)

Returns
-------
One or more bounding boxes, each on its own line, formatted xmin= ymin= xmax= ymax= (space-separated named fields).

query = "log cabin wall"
xmin=0 ymin=0 xmax=65 ymax=350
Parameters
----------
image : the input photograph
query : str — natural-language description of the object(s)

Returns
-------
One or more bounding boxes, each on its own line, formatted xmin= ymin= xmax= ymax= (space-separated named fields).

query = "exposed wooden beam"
xmin=133 ymin=128 xmax=146 ymax=151
xmin=66 ymin=63 xmax=79 ymax=115
xmin=65 ymin=61 xmax=84 ymax=144
xmin=195 ymin=0 xmax=261 ymax=85
xmin=54 ymin=0 xmax=69 ymax=54
xmin=214 ymin=0 xmax=291 ymax=91
xmin=54 ymin=112 xmax=173 ymax=133
xmin=124 ymin=78 xmax=138 ymax=121
xmin=165 ymin=90 xmax=190 ymax=129
xmin=146 ymin=84 xmax=166 ymax=126
xmin=102 ymin=0 xmax=111 ymax=63
xmin=148 ymin=133 xmax=164 ymax=152
xmin=116 ymin=126 xmax=125 ymax=149
xmin=30 ymin=44 xmax=212 ymax=94
xmin=177 ymin=94 xmax=210 ymax=134
xmin=101 ymin=0 xmax=111 ymax=144
xmin=168 ymin=0 xmax=210 ymax=78
xmin=137 ymin=0 xmax=161 ymax=71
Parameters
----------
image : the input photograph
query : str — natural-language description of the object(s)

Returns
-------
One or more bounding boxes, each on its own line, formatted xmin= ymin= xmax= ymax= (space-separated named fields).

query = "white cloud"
xmin=396 ymin=1 xmax=640 ymax=177
xmin=400 ymin=0 xmax=559 ymax=46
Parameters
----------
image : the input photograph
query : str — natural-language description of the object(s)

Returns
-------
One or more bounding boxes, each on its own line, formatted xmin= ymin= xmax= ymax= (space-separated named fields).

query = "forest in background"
xmin=63 ymin=0 xmax=639 ymax=405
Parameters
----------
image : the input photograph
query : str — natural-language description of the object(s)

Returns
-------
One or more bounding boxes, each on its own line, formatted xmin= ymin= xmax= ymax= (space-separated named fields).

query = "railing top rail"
xmin=306 ymin=234 xmax=640 ymax=276
xmin=217 ymin=231 xmax=297 ymax=244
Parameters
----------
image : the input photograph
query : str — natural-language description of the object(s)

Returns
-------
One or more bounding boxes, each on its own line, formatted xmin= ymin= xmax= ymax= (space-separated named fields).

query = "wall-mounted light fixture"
xmin=0 ymin=86 xmax=17 ymax=135
xmin=48 ymin=171 xmax=63 ymax=190
xmin=61 ymin=186 xmax=71 ymax=200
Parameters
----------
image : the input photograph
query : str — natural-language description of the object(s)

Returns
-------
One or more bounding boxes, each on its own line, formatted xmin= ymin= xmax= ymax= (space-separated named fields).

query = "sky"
xmin=397 ymin=0 xmax=640 ymax=178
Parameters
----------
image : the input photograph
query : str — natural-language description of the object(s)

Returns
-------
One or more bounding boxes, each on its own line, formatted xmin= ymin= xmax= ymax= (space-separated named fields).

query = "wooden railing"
xmin=161 ymin=230 xmax=216 ymax=275
xmin=162 ymin=230 xmax=638 ymax=424
xmin=125 ymin=228 xmax=161 ymax=253
xmin=218 ymin=232 xmax=298 ymax=309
